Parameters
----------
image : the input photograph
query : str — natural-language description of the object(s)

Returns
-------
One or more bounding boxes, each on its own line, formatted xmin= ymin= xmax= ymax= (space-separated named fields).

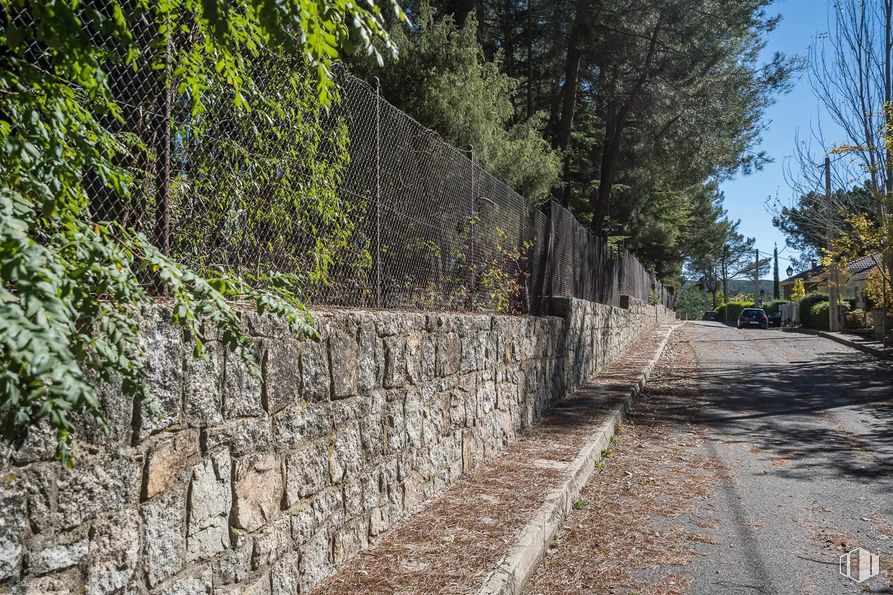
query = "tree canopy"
xmin=371 ymin=0 xmax=796 ymax=282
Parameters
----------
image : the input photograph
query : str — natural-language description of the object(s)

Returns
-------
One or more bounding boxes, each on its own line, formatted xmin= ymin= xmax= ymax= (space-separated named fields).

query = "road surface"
xmin=673 ymin=321 xmax=893 ymax=593
xmin=528 ymin=321 xmax=893 ymax=594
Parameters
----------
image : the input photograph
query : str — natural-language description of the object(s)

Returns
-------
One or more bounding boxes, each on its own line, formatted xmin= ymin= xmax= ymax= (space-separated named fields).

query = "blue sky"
xmin=719 ymin=0 xmax=841 ymax=272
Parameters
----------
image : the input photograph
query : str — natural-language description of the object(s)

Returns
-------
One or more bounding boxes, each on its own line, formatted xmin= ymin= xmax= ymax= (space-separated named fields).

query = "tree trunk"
xmin=590 ymin=20 xmax=662 ymax=231
xmin=526 ymin=0 xmax=534 ymax=117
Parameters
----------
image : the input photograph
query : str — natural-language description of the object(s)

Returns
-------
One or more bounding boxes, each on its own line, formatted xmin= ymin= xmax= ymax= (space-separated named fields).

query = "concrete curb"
xmin=476 ymin=322 xmax=682 ymax=595
xmin=782 ymin=327 xmax=893 ymax=361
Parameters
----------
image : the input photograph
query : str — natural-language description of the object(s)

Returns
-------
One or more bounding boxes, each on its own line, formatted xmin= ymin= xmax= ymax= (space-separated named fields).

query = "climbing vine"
xmin=0 ymin=0 xmax=403 ymax=463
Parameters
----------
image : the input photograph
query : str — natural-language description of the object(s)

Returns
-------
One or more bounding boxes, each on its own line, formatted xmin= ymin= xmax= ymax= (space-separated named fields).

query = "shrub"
xmin=846 ymin=308 xmax=869 ymax=329
xmin=798 ymin=293 xmax=828 ymax=328
xmin=717 ymin=300 xmax=754 ymax=322
xmin=791 ymin=278 xmax=806 ymax=300
xmin=763 ymin=299 xmax=788 ymax=316
xmin=809 ymin=301 xmax=830 ymax=330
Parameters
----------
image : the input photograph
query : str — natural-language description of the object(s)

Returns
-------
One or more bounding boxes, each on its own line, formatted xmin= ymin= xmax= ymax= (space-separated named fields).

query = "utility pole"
xmin=754 ymin=248 xmax=760 ymax=306
xmin=721 ymin=245 xmax=729 ymax=322
xmin=826 ymin=156 xmax=841 ymax=332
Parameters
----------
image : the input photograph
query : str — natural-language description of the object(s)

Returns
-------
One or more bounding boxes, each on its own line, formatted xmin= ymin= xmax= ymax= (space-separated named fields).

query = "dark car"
xmin=702 ymin=311 xmax=719 ymax=321
xmin=767 ymin=312 xmax=782 ymax=327
xmin=737 ymin=308 xmax=768 ymax=329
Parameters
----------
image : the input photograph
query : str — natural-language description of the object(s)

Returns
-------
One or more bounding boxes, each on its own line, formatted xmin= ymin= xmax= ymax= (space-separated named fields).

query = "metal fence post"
xmin=151 ymin=13 xmax=172 ymax=294
xmin=373 ymin=76 xmax=382 ymax=309
xmin=155 ymin=30 xmax=171 ymax=251
xmin=467 ymin=145 xmax=475 ymax=304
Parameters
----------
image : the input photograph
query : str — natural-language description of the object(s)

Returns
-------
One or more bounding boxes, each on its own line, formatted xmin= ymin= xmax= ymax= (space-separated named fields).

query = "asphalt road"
xmin=665 ymin=321 xmax=893 ymax=594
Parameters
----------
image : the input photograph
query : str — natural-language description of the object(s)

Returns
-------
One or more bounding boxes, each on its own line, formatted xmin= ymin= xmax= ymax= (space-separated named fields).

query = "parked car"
xmin=702 ymin=311 xmax=719 ymax=321
xmin=737 ymin=308 xmax=768 ymax=329
xmin=767 ymin=312 xmax=782 ymax=327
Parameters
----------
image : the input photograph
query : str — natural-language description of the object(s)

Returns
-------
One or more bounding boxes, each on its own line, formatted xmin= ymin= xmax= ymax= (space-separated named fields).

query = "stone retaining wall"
xmin=0 ymin=298 xmax=673 ymax=594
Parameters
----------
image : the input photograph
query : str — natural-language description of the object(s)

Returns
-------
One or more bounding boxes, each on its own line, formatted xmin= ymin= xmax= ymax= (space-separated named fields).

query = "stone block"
xmin=85 ymin=509 xmax=141 ymax=595
xmin=369 ymin=506 xmax=389 ymax=537
xmin=264 ymin=337 xmax=302 ymax=413
xmin=251 ymin=516 xmax=292 ymax=570
xmin=329 ymin=321 xmax=359 ymax=398
xmin=187 ymin=449 xmax=231 ymax=561
xmin=0 ymin=476 xmax=26 ymax=581
xmin=283 ymin=441 xmax=328 ymax=507
xmin=402 ymin=470 xmax=426 ymax=511
xmin=203 ymin=417 xmax=272 ymax=458
xmin=272 ymin=402 xmax=332 ymax=451
xmin=143 ymin=429 xmax=199 ymax=500
xmin=289 ymin=501 xmax=315 ymax=546
xmin=270 ymin=552 xmax=301 ymax=595
xmin=403 ymin=390 xmax=424 ymax=449
xmin=154 ymin=566 xmax=213 ymax=595
xmin=28 ymin=532 xmax=89 ymax=575
xmin=217 ymin=572 xmax=271 ymax=595
xmin=300 ymin=339 xmax=330 ymax=402
xmin=358 ymin=399 xmax=386 ymax=464
xmin=435 ymin=332 xmax=461 ymax=377
xmin=184 ymin=340 xmax=224 ymax=426
xmin=298 ymin=527 xmax=332 ymax=593
xmin=311 ymin=487 xmax=344 ymax=529
xmin=356 ymin=324 xmax=382 ymax=393
xmin=57 ymin=453 xmax=140 ymax=530
xmin=406 ymin=332 xmax=436 ymax=385
xmin=17 ymin=568 xmax=83 ymax=594
xmin=329 ymin=420 xmax=363 ymax=483
xmin=233 ymin=453 xmax=283 ymax=533
xmin=212 ymin=540 xmax=253 ymax=587
xmin=136 ymin=306 xmax=185 ymax=440
xmin=13 ymin=464 xmax=56 ymax=535
xmin=384 ymin=394 xmax=406 ymax=452
xmin=333 ymin=517 xmax=368 ymax=565
xmin=382 ymin=335 xmax=407 ymax=389
xmin=342 ymin=474 xmax=364 ymax=517
xmin=142 ymin=481 xmax=186 ymax=587
xmin=223 ymin=345 xmax=264 ymax=419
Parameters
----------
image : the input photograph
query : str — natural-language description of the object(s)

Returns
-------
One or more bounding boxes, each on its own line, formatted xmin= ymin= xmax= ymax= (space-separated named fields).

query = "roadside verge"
xmin=783 ymin=327 xmax=893 ymax=361
xmin=478 ymin=322 xmax=681 ymax=595
xmin=314 ymin=322 xmax=681 ymax=595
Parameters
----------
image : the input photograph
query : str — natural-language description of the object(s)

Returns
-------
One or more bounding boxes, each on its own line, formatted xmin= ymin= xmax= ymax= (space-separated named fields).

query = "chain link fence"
xmin=51 ymin=16 xmax=671 ymax=314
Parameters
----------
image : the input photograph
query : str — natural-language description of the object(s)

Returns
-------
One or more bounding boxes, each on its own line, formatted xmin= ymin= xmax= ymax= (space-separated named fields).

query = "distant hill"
xmin=724 ymin=279 xmax=776 ymax=299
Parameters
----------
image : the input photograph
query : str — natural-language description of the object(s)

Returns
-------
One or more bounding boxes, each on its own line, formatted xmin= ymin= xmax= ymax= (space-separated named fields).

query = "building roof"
xmin=780 ymin=262 xmax=825 ymax=286
xmin=844 ymin=252 xmax=882 ymax=274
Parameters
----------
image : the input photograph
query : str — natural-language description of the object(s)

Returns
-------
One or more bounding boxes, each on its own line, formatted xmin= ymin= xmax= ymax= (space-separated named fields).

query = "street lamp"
xmin=786 ymin=265 xmax=794 ymax=278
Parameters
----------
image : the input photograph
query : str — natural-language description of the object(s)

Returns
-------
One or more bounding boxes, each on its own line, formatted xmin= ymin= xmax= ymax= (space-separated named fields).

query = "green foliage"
xmin=357 ymin=5 xmax=561 ymax=201
xmin=479 ymin=228 xmax=530 ymax=314
xmin=674 ymin=282 xmax=710 ymax=320
xmin=762 ymin=300 xmax=788 ymax=316
xmin=168 ymin=59 xmax=364 ymax=286
xmin=1 ymin=0 xmax=401 ymax=463
xmin=808 ymin=301 xmax=831 ymax=331
xmin=717 ymin=301 xmax=754 ymax=322
xmin=798 ymin=293 xmax=828 ymax=329
xmin=771 ymin=187 xmax=876 ymax=262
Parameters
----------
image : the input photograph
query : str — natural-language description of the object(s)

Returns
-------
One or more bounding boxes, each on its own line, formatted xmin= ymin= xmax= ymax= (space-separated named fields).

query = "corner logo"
xmin=839 ymin=547 xmax=880 ymax=583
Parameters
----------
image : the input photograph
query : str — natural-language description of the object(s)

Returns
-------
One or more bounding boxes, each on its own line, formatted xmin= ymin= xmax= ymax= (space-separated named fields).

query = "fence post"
xmin=467 ymin=145 xmax=475 ymax=305
xmin=373 ymin=76 xmax=382 ymax=309
xmin=151 ymin=13 xmax=172 ymax=294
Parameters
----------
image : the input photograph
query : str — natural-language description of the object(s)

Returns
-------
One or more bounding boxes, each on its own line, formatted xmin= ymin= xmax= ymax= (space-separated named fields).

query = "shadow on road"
xmin=641 ymin=324 xmax=893 ymax=489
